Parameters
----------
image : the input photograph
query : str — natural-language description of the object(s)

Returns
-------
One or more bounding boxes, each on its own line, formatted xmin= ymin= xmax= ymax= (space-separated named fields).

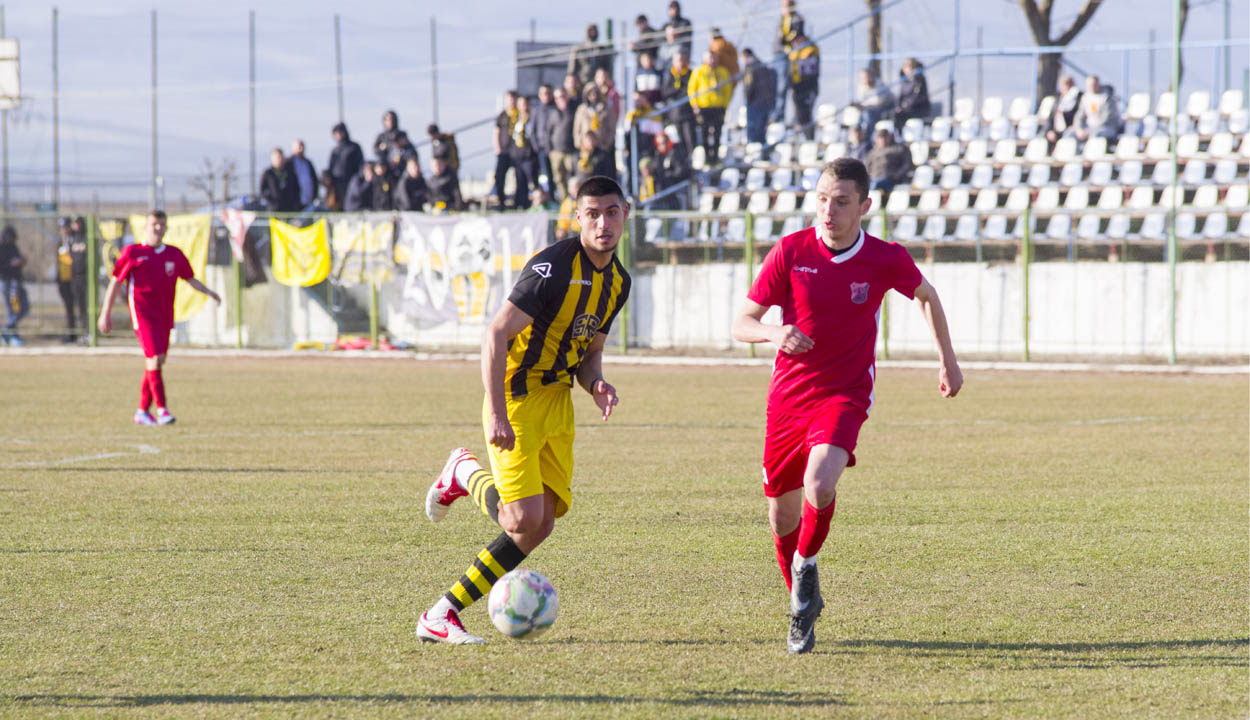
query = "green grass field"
xmin=1 ymin=355 xmax=1246 ymax=718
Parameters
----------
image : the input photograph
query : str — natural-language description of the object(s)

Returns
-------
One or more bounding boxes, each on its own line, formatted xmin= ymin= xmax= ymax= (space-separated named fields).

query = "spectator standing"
xmin=663 ymin=1 xmax=693 ymax=58
xmin=428 ymin=124 xmax=461 ymax=177
xmin=286 ymin=139 xmax=318 ymax=209
xmin=394 ymin=156 xmax=429 ymax=212
xmin=708 ymin=28 xmax=740 ymax=94
xmin=344 ymin=163 xmax=375 ymax=212
xmin=1069 ymin=75 xmax=1122 ymax=142
xmin=531 ymin=84 xmax=557 ymax=195
xmin=689 ymin=50 xmax=733 ymax=163
xmin=1045 ymin=75 xmax=1083 ymax=142
xmin=548 ymin=87 xmax=579 ymax=203
xmin=656 ymin=25 xmax=683 ymax=72
xmin=893 ymin=57 xmax=931 ymax=133
xmin=0 ymin=225 xmax=28 ymax=346
xmin=662 ymin=50 xmax=698 ymax=156
xmin=846 ymin=125 xmax=869 ymax=163
xmin=569 ymin=24 xmax=612 ymax=90
xmin=68 ymin=217 xmax=90 ymax=339
xmin=510 ymin=95 xmax=539 ymax=210
xmin=54 ymin=218 xmax=76 ymax=340
xmin=741 ymin=48 xmax=777 ymax=144
xmin=855 ymin=69 xmax=895 ymax=133
xmin=629 ymin=14 xmax=662 ymax=66
xmin=865 ymin=128 xmax=913 ymax=192
xmin=428 ymin=157 xmax=465 ymax=212
xmin=373 ymin=110 xmax=407 ymax=161
xmin=595 ymin=67 xmax=622 ymax=121
xmin=260 ymin=148 xmax=301 ymax=212
xmin=371 ymin=160 xmax=395 ymax=211
xmin=562 ymin=73 xmax=583 ymax=108
xmin=493 ymin=90 xmax=519 ymax=209
xmin=328 ymin=122 xmax=364 ymax=203
xmin=635 ymin=51 xmax=663 ymax=106
xmin=574 ymin=84 xmax=616 ymax=165
xmin=772 ymin=0 xmax=807 ymax=123
xmin=652 ymin=131 xmax=692 ymax=210
xmin=787 ymin=32 xmax=821 ymax=139
xmin=575 ymin=130 xmax=616 ymax=181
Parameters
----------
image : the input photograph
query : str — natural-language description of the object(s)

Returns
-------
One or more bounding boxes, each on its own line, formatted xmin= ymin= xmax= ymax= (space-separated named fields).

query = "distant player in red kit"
xmin=732 ymin=158 xmax=962 ymax=654
xmin=97 ymin=210 xmax=220 ymax=426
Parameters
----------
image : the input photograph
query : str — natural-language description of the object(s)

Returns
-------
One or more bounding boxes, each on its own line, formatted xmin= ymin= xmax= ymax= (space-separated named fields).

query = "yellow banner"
xmin=128 ymin=213 xmax=211 ymax=322
xmin=270 ymin=218 xmax=331 ymax=287
xmin=330 ymin=216 xmax=394 ymax=286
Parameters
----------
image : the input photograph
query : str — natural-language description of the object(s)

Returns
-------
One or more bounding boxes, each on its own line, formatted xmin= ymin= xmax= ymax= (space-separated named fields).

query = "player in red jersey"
xmin=732 ymin=158 xmax=962 ymax=654
xmin=97 ymin=210 xmax=220 ymax=426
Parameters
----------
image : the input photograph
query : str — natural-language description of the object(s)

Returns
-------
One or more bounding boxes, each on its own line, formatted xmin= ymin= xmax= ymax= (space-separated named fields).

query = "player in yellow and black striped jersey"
xmin=416 ymin=176 xmax=631 ymax=645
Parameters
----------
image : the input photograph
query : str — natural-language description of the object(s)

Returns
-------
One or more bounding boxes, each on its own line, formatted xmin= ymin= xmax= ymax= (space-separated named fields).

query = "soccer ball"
xmin=487 ymin=568 xmax=558 ymax=639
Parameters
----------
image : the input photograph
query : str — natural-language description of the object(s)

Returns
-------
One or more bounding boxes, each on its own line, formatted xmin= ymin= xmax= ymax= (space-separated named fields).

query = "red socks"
xmin=138 ymin=374 xmax=153 ymax=411
xmin=145 ymin=369 xmax=167 ymax=410
xmin=772 ymin=527 xmax=800 ymax=591
xmin=796 ymin=497 xmax=836 ymax=559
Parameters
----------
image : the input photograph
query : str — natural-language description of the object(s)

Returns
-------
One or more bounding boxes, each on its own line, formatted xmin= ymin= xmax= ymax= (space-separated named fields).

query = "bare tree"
xmin=866 ymin=0 xmax=883 ymax=80
xmin=1019 ymin=0 xmax=1104 ymax=105
xmin=188 ymin=157 xmax=239 ymax=208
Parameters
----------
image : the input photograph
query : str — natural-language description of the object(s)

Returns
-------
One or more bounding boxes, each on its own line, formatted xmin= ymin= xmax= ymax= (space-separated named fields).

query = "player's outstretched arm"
xmin=482 ymin=300 xmax=535 ymax=451
xmin=577 ymin=332 xmax=618 ymax=421
xmin=185 ymin=278 xmax=221 ymax=304
xmin=97 ymin=276 xmax=122 ymax=335
xmin=913 ymin=277 xmax=963 ymax=398
xmin=732 ymin=298 xmax=813 ymax=354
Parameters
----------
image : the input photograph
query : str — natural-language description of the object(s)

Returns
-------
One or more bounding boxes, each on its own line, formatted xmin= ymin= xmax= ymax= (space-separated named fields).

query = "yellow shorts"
xmin=483 ymin=383 xmax=575 ymax=518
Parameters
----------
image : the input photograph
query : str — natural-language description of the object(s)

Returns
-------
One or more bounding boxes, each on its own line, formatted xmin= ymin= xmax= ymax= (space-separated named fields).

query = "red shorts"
xmin=134 ymin=319 xmax=172 ymax=358
xmin=761 ymin=400 xmax=868 ymax=498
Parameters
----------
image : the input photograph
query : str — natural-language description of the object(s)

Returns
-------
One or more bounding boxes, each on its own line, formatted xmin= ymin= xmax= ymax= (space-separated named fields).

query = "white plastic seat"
xmin=1059 ymin=162 xmax=1084 ymax=186
xmin=993 ymin=140 xmax=1017 ymax=163
xmin=1155 ymin=91 xmax=1178 ymax=120
xmin=973 ymin=189 xmax=999 ymax=211
xmin=780 ymin=215 xmax=807 ymax=237
xmin=773 ymin=191 xmax=797 ymax=213
xmin=988 ymin=117 xmax=1013 ymax=141
xmin=1024 ymin=137 xmax=1049 ymax=162
xmin=734 ymin=105 xmax=748 ymax=128
xmin=1175 ymin=212 xmax=1198 ymax=238
xmin=1150 ymin=160 xmax=1175 ymax=185
xmin=817 ymin=124 xmax=839 ymax=145
xmin=1212 ymin=159 xmax=1237 ymax=184
xmin=1118 ymin=160 xmax=1143 ymax=185
xmin=946 ymin=188 xmax=970 ymax=211
xmin=1114 ymin=136 xmax=1141 ymax=160
xmin=1007 ymin=96 xmax=1032 ymax=122
xmin=725 ymin=217 xmax=747 ymax=241
xmin=953 ymin=215 xmax=978 ymax=241
xmin=1089 ymin=161 xmax=1113 ymax=186
xmin=798 ymin=167 xmax=821 ymax=191
xmin=954 ymin=96 xmax=976 ymax=123
xmin=765 ymin=122 xmax=787 ymax=145
xmin=1083 ymin=136 xmax=1108 ymax=160
xmin=741 ymin=142 xmax=762 ymax=164
xmin=969 ymin=164 xmax=993 ymax=189
xmin=1196 ymin=110 xmax=1221 ymax=136
xmin=964 ymin=139 xmax=989 ymax=164
xmin=981 ymin=96 xmax=1005 ymax=122
xmin=771 ymin=142 xmax=793 ymax=165
xmin=902 ymin=118 xmax=926 ymax=143
xmin=1075 ymin=214 xmax=1102 ymax=240
xmin=1097 ymin=186 xmax=1123 ymax=209
xmin=1191 ymin=184 xmax=1219 ymax=208
xmin=865 ymin=214 xmax=884 ymax=237
xmin=1042 ymin=213 xmax=1070 ymax=239
xmin=886 ymin=188 xmax=911 ymax=212
xmin=823 ymin=142 xmax=848 ymax=162
xmin=1036 ymin=95 xmax=1056 ymax=121
xmin=1064 ymin=186 xmax=1090 ymax=210
xmin=1127 ymin=185 xmax=1155 ymax=209
xmin=1138 ymin=213 xmax=1166 ymax=240
xmin=797 ymin=142 xmax=820 ymax=166
xmin=1026 ymin=163 xmax=1051 ymax=187
xmin=1035 ymin=186 xmax=1061 ymax=210
xmin=746 ymin=191 xmax=770 ymax=214
xmin=938 ymin=165 xmax=964 ymax=190
xmin=717 ymin=191 xmax=741 ymax=213
xmin=743 ymin=167 xmax=766 ymax=191
xmin=1219 ymin=89 xmax=1245 ymax=115
xmin=936 ymin=141 xmax=960 ymax=166
xmin=1202 ymin=212 xmax=1228 ymax=238
xmin=1124 ymin=93 xmax=1151 ymax=120
xmin=983 ymin=215 xmax=1012 ymax=239
xmin=1224 ymin=184 xmax=1248 ymax=209
xmin=1052 ymin=137 xmax=1078 ymax=162
xmin=815 ymin=103 xmax=838 ymax=125
xmin=801 ymin=190 xmax=820 ymax=212
xmin=1105 ymin=214 xmax=1130 ymax=239
xmin=922 ymin=215 xmax=947 ymax=241
xmin=840 ymin=106 xmax=863 ymax=129
xmin=929 ymin=117 xmax=952 ymax=142
xmin=868 ymin=188 xmax=883 ymax=209
xmin=1181 ymin=160 xmax=1207 ymax=185
xmin=1016 ymin=116 xmax=1040 ymax=140
xmin=1186 ymin=90 xmax=1211 ymax=117
xmin=644 ymin=217 xmax=665 ymax=242
xmin=1140 ymin=115 xmax=1162 ymax=137
xmin=770 ymin=167 xmax=795 ymax=191
xmin=957 ymin=118 xmax=980 ymax=142
xmin=1238 ymin=214 xmax=1250 ymax=239
xmin=717 ymin=167 xmax=741 ymax=191
xmin=911 ymin=165 xmax=935 ymax=189
xmin=1159 ymin=184 xmax=1180 ymax=208
xmin=917 ymin=189 xmax=942 ymax=212
xmin=1227 ymin=109 xmax=1248 ymax=134
xmin=1144 ymin=135 xmax=1171 ymax=160
xmin=892 ymin=215 xmax=918 ymax=241
xmin=1005 ymin=187 xmax=1030 ymax=211
xmin=697 ymin=191 xmax=717 ymax=213
xmin=999 ymin=164 xmax=1023 ymax=188
xmin=1177 ymin=133 xmax=1200 ymax=158
xmin=691 ymin=145 xmax=707 ymax=170
xmin=909 ymin=142 xmax=930 ymax=166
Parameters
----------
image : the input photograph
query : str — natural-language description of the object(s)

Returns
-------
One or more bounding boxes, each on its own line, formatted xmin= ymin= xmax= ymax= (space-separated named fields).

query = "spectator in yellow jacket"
xmin=708 ymin=28 xmax=739 ymax=91
xmin=688 ymin=51 xmax=732 ymax=164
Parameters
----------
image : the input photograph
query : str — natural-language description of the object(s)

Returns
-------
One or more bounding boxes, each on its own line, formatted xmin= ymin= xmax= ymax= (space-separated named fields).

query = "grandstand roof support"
xmin=1167 ymin=0 xmax=1181 ymax=365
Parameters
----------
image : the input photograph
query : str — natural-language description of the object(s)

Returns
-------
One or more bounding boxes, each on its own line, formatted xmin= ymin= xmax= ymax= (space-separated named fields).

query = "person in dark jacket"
xmin=568 ymin=24 xmax=612 ymax=89
xmin=260 ymin=148 xmax=301 ymax=212
xmin=741 ymin=48 xmax=777 ymax=144
xmin=373 ymin=110 xmax=407 ymax=162
xmin=394 ymin=157 xmax=429 ymax=212
xmin=427 ymin=124 xmax=460 ymax=175
xmin=787 ymin=32 xmax=820 ymax=140
xmin=493 ymin=90 xmax=519 ymax=208
xmin=285 ymin=139 xmax=318 ymax=209
xmin=651 ymin=131 xmax=691 ymax=210
xmin=574 ymin=130 xmax=615 ymax=181
xmin=548 ymin=87 xmax=578 ymax=203
xmin=427 ymin=157 xmax=464 ymax=212
xmin=327 ymin=122 xmax=364 ymax=204
xmin=370 ymin=160 xmax=395 ymax=211
xmin=865 ymin=128 xmax=913 ymax=193
xmin=0 ymin=224 xmax=28 ymax=345
xmin=893 ymin=57 xmax=931 ymax=133
xmin=661 ymin=50 xmax=697 ymax=156
xmin=530 ymin=84 xmax=557 ymax=195
xmin=343 ymin=163 xmax=375 ymax=212
xmin=663 ymin=0 xmax=693 ymax=57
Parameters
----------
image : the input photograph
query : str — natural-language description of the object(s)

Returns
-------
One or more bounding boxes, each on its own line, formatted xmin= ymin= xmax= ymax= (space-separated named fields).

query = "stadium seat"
xmin=1186 ymin=90 xmax=1211 ymax=118
xmin=1035 ymin=186 xmax=1061 ymax=210
xmin=911 ymin=164 xmax=935 ymax=189
xmin=938 ymin=165 xmax=964 ymax=190
xmin=1097 ymin=186 xmax=1124 ymax=209
xmin=993 ymin=139 xmax=1017 ymax=163
xmin=1228 ymin=109 xmax=1249 ymax=134
xmin=988 ymin=117 xmax=1013 ymax=141
xmin=1118 ymin=160 xmax=1143 ymax=185
xmin=957 ymin=118 xmax=980 ymax=142
xmin=1036 ymin=95 xmax=1057 ymax=121
xmin=1241 ymin=133 xmax=1250 ymax=157
xmin=1196 ymin=110 xmax=1221 ymax=136
xmin=909 ymin=141 xmax=930 ymax=166
xmin=1127 ymin=185 xmax=1155 ymax=209
xmin=799 ymin=167 xmax=821 ymax=190
xmin=973 ymin=189 xmax=999 ymax=211
xmin=1124 ymin=93 xmax=1152 ymax=121
xmin=918 ymin=188 xmax=942 ymax=212
xmin=1175 ymin=212 xmax=1199 ymax=238
xmin=644 ymin=217 xmax=665 ymax=243
xmin=969 ymin=164 xmax=993 ymax=189
xmin=725 ymin=217 xmax=747 ymax=241
xmin=865 ymin=213 xmax=884 ymax=237
xmin=1191 ymin=184 xmax=1219 ymax=208
xmin=1064 ymin=186 xmax=1090 ymax=210
xmin=718 ymin=191 xmax=741 ymax=213
xmin=734 ymin=106 xmax=748 ymax=129
xmin=886 ymin=188 xmax=911 ymax=212
xmin=1089 ymin=161 xmax=1114 ymax=186
xmin=964 ymin=139 xmax=989 ymax=164
xmin=746 ymin=191 xmax=770 ymax=214
xmin=1225 ymin=184 xmax=1249 ymax=209
xmin=868 ymin=188 xmax=884 ymax=209
xmin=1212 ymin=159 xmax=1237 ymax=184
xmin=1207 ymin=132 xmax=1235 ymax=158
xmin=1059 ymin=162 xmax=1084 ymax=186
xmin=1138 ymin=115 xmax=1162 ymax=137
xmin=771 ymin=142 xmax=793 ymax=165
xmin=1016 ymin=116 xmax=1040 ymax=140
xmin=815 ymin=103 xmax=838 ymax=126
xmin=1138 ymin=212 xmax=1167 ymax=240
xmin=774 ymin=191 xmax=797 ymax=213
xmin=1150 ymin=160 xmax=1175 ymax=185
xmin=1083 ymin=136 xmax=1108 ymax=160
xmin=744 ymin=167 xmax=767 ymax=191
xmin=1238 ymin=213 xmax=1250 ymax=239
xmin=980 ymin=96 xmax=1005 ymax=123
xmin=922 ymin=215 xmax=947 ymax=241
xmin=1158 ymin=185 xmax=1180 ymax=208
xmin=1144 ymin=135 xmax=1171 ymax=160
xmin=1076 ymin=214 xmax=1102 ymax=240
xmin=929 ymin=117 xmax=953 ymax=143
xmin=902 ymin=118 xmax=926 ymax=143
xmin=801 ymin=190 xmax=820 ymax=212
xmin=1041 ymin=213 xmax=1071 ymax=239
xmin=1173 ymin=111 xmax=1196 ymax=136
xmin=823 ymin=142 xmax=848 ymax=162
xmin=1052 ymin=137 xmax=1078 ymax=162
xmin=1105 ymin=214 xmax=1130 ymax=239
xmin=936 ymin=141 xmax=961 ymax=166
xmin=1007 ymin=96 xmax=1032 ymax=122
xmin=765 ymin=122 xmax=787 ymax=145
xmin=1026 ymin=163 xmax=1052 ymax=187
xmin=1005 ymin=187 xmax=1030 ymax=211
xmin=797 ymin=142 xmax=820 ymax=166
xmin=780 ymin=215 xmax=807 ymax=237
xmin=1114 ymin=136 xmax=1141 ymax=160
xmin=947 ymin=187 xmax=970 ymax=211
xmin=1182 ymin=160 xmax=1208 ymax=185
xmin=999 ymin=164 xmax=1024 ymax=188
xmin=840 ymin=106 xmax=862 ymax=129
xmin=1156 ymin=91 xmax=1178 ymax=120
xmin=691 ymin=145 xmax=708 ymax=170
xmin=742 ymin=142 xmax=763 ymax=164
xmin=954 ymin=96 xmax=976 ymax=123
xmin=717 ymin=167 xmax=741 ymax=191
xmin=1177 ymin=133 xmax=1200 ymax=158
xmin=983 ymin=214 xmax=1012 ymax=239
xmin=770 ymin=167 xmax=795 ymax=191
xmin=954 ymin=215 xmax=978 ymax=241
xmin=1202 ymin=212 xmax=1228 ymax=238
xmin=1218 ymin=89 xmax=1245 ymax=115
xmin=893 ymin=215 xmax=918 ymax=241
xmin=697 ymin=191 xmax=717 ymax=213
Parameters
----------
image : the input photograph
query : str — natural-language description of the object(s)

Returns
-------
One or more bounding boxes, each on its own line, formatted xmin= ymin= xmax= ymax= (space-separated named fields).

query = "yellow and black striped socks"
xmin=445 ymin=532 xmax=527 ymax=611
xmin=464 ymin=467 xmax=501 ymax=523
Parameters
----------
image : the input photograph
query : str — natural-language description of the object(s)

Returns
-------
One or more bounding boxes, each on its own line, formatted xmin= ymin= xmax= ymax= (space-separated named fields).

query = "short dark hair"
xmin=576 ymin=176 xmax=627 ymax=205
xmin=149 ymin=209 xmax=168 ymax=222
xmin=742 ymin=48 xmax=756 ymax=59
xmin=427 ymin=123 xmax=440 ymax=135
xmin=538 ymin=83 xmax=552 ymax=93
xmin=635 ymin=13 xmax=648 ymax=24
xmin=819 ymin=159 xmax=870 ymax=201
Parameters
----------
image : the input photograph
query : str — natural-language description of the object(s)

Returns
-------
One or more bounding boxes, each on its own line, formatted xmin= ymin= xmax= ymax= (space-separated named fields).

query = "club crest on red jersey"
xmin=165 ymin=260 xmax=176 ymax=276
xmin=850 ymin=282 xmax=869 ymax=304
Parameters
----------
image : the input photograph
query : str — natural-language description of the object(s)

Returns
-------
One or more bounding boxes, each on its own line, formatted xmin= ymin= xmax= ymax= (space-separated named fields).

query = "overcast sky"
xmin=2 ymin=0 xmax=1245 ymax=208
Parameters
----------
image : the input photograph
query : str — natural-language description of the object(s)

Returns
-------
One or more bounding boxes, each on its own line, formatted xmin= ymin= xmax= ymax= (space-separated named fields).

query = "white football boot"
xmin=133 ymin=409 xmax=157 ymax=427
xmin=425 ymin=448 xmax=474 ymax=522
xmin=417 ymin=608 xmax=485 ymax=645
xmin=156 ymin=408 xmax=176 ymax=426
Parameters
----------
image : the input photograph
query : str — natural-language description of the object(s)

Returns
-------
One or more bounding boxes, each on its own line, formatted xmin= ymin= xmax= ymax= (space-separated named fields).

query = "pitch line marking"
xmin=12 ymin=444 xmax=161 ymax=468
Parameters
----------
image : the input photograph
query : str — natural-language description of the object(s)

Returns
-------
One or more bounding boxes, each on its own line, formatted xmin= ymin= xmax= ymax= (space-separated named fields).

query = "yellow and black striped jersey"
xmin=505 ymin=237 xmax=631 ymax=399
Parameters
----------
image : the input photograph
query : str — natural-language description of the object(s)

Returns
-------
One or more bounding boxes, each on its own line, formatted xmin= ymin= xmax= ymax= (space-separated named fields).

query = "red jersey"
xmin=112 ymin=243 xmax=194 ymax=330
xmin=747 ymin=227 xmax=922 ymax=414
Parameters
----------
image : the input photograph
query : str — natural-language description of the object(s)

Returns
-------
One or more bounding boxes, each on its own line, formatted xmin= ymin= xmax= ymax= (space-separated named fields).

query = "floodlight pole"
xmin=1166 ymin=0 xmax=1181 ymax=365
xmin=334 ymin=14 xmax=344 ymax=123
xmin=249 ymin=10 xmax=256 ymax=192
xmin=1 ymin=4 xmax=8 ymax=213
xmin=52 ymin=7 xmax=59 ymax=212
xmin=430 ymin=17 xmax=439 ymax=124
xmin=152 ymin=10 xmax=158 ymax=208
